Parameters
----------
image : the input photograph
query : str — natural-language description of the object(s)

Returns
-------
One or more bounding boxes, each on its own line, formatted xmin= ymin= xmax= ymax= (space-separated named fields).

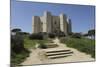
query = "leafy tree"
xmin=88 ymin=29 xmax=95 ymax=36
xmin=83 ymin=33 xmax=89 ymax=36
xmin=11 ymin=34 xmax=24 ymax=53
xmin=11 ymin=28 xmax=21 ymax=32
xmin=11 ymin=34 xmax=29 ymax=65
xmin=88 ymin=29 xmax=95 ymax=39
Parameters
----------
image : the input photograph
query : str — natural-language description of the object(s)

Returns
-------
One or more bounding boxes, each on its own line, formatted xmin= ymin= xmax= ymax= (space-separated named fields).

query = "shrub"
xmin=48 ymin=33 xmax=56 ymax=38
xmin=29 ymin=33 xmax=43 ymax=40
xmin=58 ymin=32 xmax=66 ymax=37
xmin=68 ymin=32 xmax=73 ymax=36
xmin=11 ymin=34 xmax=25 ymax=53
xmin=71 ymin=33 xmax=82 ymax=38
xmin=38 ymin=43 xmax=47 ymax=49
xmin=11 ymin=34 xmax=29 ymax=65
xmin=18 ymin=32 xmax=29 ymax=36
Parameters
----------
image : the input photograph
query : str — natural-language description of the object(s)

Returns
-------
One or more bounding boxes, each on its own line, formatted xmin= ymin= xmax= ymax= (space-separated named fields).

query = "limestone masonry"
xmin=32 ymin=11 xmax=72 ymax=35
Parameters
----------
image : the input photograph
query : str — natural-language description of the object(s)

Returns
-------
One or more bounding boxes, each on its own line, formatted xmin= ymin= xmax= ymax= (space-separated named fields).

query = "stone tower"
xmin=32 ymin=16 xmax=42 ymax=33
xmin=60 ymin=13 xmax=68 ymax=35
xmin=32 ymin=11 xmax=72 ymax=35
xmin=67 ymin=19 xmax=72 ymax=34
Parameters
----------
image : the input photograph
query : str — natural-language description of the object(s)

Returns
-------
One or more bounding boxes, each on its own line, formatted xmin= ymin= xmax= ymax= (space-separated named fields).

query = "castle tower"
xmin=59 ymin=13 xmax=68 ymax=35
xmin=67 ymin=19 xmax=72 ymax=34
xmin=32 ymin=16 xmax=42 ymax=33
xmin=42 ymin=11 xmax=52 ymax=33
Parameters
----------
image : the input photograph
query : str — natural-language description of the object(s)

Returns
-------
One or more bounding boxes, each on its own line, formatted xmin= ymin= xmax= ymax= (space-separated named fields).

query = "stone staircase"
xmin=45 ymin=43 xmax=58 ymax=48
xmin=45 ymin=49 xmax=73 ymax=59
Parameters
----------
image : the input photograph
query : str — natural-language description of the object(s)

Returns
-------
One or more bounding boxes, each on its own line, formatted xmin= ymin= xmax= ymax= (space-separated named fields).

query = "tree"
xmin=11 ymin=34 xmax=29 ymax=65
xmin=11 ymin=28 xmax=21 ymax=32
xmin=11 ymin=34 xmax=24 ymax=53
xmin=88 ymin=29 xmax=95 ymax=39
xmin=88 ymin=29 xmax=95 ymax=36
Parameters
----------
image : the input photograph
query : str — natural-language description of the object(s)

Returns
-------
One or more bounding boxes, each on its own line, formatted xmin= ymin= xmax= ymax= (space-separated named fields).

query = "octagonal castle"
xmin=32 ymin=11 xmax=72 ymax=35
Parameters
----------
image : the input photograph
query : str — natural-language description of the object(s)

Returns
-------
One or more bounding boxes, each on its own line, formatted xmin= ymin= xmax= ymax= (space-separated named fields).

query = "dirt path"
xmin=21 ymin=38 xmax=95 ymax=65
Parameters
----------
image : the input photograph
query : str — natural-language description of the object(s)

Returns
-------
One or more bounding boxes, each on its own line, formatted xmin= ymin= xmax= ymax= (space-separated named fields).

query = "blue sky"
xmin=11 ymin=0 xmax=95 ymax=33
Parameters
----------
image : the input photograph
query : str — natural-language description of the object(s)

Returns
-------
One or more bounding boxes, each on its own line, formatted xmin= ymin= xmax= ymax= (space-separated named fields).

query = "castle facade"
xmin=32 ymin=11 xmax=72 ymax=35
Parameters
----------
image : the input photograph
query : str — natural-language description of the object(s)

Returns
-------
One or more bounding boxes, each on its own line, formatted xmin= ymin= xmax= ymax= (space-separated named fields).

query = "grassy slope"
xmin=11 ymin=50 xmax=29 ymax=65
xmin=24 ymin=36 xmax=50 ymax=49
xmin=60 ymin=37 xmax=95 ymax=58
xmin=24 ymin=36 xmax=37 ymax=49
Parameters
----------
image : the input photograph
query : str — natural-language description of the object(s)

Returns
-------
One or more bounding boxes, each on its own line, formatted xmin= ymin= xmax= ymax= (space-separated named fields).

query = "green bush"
xmin=11 ymin=50 xmax=29 ymax=66
xmin=38 ymin=43 xmax=47 ymax=49
xmin=29 ymin=33 xmax=43 ymax=40
xmin=71 ymin=33 xmax=82 ymax=38
xmin=11 ymin=34 xmax=25 ymax=53
xmin=24 ymin=36 xmax=36 ymax=49
xmin=68 ymin=32 xmax=73 ymax=36
xmin=58 ymin=32 xmax=66 ymax=37
xmin=11 ymin=34 xmax=29 ymax=66
xmin=48 ymin=33 xmax=56 ymax=38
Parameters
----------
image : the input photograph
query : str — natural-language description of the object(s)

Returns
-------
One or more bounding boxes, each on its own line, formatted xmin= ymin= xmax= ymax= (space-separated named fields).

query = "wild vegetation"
xmin=60 ymin=36 xmax=95 ymax=58
xmin=11 ymin=28 xmax=95 ymax=66
xmin=11 ymin=28 xmax=52 ymax=65
xmin=24 ymin=35 xmax=49 ymax=49
xmin=11 ymin=34 xmax=30 ymax=66
xmin=83 ymin=29 xmax=95 ymax=39
xmin=11 ymin=28 xmax=30 ymax=66
xmin=29 ymin=33 xmax=44 ymax=40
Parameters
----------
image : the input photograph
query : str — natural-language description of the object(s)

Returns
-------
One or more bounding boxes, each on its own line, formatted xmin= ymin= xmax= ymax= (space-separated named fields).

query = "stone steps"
xmin=46 ymin=49 xmax=71 ymax=53
xmin=45 ymin=49 xmax=73 ymax=59
xmin=48 ymin=54 xmax=72 ymax=59
xmin=45 ymin=43 xmax=58 ymax=48
xmin=46 ymin=51 xmax=73 ymax=56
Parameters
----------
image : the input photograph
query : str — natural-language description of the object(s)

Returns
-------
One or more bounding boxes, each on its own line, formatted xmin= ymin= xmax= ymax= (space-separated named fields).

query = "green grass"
xmin=60 ymin=37 xmax=95 ymax=58
xmin=24 ymin=36 xmax=50 ymax=49
xmin=24 ymin=36 xmax=37 ymax=49
xmin=11 ymin=50 xmax=29 ymax=66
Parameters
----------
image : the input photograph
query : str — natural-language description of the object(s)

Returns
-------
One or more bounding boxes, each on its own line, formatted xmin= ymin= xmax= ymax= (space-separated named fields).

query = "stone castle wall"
xmin=32 ymin=11 xmax=72 ymax=35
